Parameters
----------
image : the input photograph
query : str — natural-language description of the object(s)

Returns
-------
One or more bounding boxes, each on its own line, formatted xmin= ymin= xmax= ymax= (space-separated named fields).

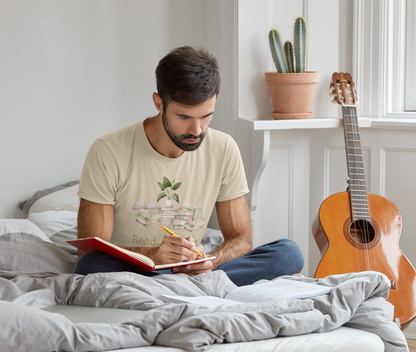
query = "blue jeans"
xmin=73 ymin=238 xmax=304 ymax=286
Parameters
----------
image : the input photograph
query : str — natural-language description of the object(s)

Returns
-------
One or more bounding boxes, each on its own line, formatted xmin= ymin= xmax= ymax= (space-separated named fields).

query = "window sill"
xmin=370 ymin=118 xmax=416 ymax=130
xmin=238 ymin=117 xmax=372 ymax=131
xmin=238 ymin=116 xmax=416 ymax=131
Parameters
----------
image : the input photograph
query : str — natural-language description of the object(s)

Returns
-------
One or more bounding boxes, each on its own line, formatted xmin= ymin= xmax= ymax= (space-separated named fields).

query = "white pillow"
xmin=27 ymin=210 xmax=78 ymax=255
xmin=0 ymin=219 xmax=52 ymax=243
xmin=29 ymin=184 xmax=80 ymax=216
xmin=27 ymin=210 xmax=77 ymax=239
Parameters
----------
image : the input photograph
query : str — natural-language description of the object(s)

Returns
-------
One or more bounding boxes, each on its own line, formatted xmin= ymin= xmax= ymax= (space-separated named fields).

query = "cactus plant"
xmin=283 ymin=41 xmax=294 ymax=73
xmin=269 ymin=16 xmax=307 ymax=73
xmin=268 ymin=29 xmax=287 ymax=73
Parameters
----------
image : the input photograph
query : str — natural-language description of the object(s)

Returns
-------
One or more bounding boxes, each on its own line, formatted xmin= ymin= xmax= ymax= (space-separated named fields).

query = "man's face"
xmin=162 ymin=96 xmax=216 ymax=152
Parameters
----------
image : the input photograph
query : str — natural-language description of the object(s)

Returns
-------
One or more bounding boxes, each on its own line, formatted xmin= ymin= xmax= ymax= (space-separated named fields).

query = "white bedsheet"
xmin=105 ymin=327 xmax=385 ymax=352
xmin=43 ymin=305 xmax=385 ymax=352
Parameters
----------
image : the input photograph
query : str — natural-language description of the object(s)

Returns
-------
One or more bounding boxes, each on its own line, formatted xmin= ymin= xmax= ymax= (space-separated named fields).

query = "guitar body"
xmin=313 ymin=191 xmax=416 ymax=329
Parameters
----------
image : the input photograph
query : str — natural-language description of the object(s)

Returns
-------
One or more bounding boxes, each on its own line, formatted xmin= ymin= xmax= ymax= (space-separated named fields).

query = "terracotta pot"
xmin=264 ymin=71 xmax=319 ymax=119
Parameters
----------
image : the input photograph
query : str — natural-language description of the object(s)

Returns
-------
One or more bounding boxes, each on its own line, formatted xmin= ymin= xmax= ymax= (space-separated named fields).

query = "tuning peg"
xmin=354 ymin=89 xmax=358 ymax=101
xmin=331 ymin=97 xmax=338 ymax=104
xmin=329 ymin=88 xmax=337 ymax=97
xmin=329 ymin=80 xmax=334 ymax=89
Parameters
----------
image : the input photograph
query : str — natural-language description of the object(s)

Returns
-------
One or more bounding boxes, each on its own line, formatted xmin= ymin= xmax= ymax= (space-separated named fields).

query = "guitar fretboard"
xmin=342 ymin=106 xmax=370 ymax=222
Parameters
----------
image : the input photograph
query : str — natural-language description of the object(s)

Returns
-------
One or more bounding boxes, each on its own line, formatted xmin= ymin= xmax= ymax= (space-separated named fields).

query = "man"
xmin=74 ymin=46 xmax=303 ymax=286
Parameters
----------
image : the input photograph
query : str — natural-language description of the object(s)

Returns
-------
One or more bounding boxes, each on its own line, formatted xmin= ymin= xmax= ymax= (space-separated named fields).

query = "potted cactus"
xmin=265 ymin=17 xmax=319 ymax=119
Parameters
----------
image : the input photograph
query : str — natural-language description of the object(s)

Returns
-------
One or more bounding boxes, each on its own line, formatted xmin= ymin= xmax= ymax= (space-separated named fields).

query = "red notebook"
xmin=67 ymin=237 xmax=215 ymax=272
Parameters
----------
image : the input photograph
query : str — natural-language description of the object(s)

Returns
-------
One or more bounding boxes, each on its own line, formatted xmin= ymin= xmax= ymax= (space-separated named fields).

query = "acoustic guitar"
xmin=312 ymin=72 xmax=416 ymax=330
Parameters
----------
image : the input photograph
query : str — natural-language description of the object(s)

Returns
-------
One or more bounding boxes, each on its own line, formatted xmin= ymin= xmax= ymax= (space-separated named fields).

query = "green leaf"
xmin=171 ymin=182 xmax=182 ymax=191
xmin=163 ymin=177 xmax=172 ymax=188
xmin=158 ymin=181 xmax=166 ymax=191
xmin=157 ymin=192 xmax=167 ymax=202
xmin=172 ymin=193 xmax=179 ymax=203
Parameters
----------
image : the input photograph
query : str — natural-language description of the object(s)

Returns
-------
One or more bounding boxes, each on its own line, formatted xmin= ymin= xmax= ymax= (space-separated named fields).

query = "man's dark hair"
xmin=156 ymin=46 xmax=221 ymax=111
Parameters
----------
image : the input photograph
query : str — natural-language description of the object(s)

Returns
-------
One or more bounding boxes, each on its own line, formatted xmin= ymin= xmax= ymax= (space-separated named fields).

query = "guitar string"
xmin=349 ymin=102 xmax=372 ymax=272
xmin=346 ymin=104 xmax=362 ymax=270
xmin=341 ymin=83 xmax=372 ymax=272
xmin=347 ymin=104 xmax=370 ymax=271
xmin=346 ymin=104 xmax=365 ymax=271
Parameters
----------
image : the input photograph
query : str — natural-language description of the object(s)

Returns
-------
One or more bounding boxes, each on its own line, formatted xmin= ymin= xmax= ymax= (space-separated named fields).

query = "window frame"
xmin=405 ymin=0 xmax=416 ymax=111
xmin=353 ymin=0 xmax=416 ymax=119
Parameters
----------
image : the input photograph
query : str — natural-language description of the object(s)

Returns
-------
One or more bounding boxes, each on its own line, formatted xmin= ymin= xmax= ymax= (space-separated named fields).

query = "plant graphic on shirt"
xmin=157 ymin=177 xmax=182 ymax=203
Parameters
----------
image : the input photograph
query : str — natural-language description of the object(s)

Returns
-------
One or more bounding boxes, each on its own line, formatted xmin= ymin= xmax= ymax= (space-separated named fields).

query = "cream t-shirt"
xmin=78 ymin=120 xmax=249 ymax=247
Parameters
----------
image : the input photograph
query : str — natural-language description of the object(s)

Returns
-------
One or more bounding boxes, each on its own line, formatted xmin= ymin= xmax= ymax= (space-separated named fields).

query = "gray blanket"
xmin=0 ymin=233 xmax=409 ymax=352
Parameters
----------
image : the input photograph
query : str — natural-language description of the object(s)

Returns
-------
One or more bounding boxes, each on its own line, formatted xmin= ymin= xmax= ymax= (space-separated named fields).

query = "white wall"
xmin=0 ymin=0 xmax=208 ymax=218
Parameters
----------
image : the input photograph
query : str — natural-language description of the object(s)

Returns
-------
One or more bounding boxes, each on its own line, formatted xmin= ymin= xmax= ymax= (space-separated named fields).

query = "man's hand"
xmin=153 ymin=234 xmax=201 ymax=265
xmin=170 ymin=241 xmax=214 ymax=275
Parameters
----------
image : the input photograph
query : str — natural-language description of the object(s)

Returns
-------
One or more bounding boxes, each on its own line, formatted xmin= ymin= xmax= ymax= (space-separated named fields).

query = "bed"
xmin=0 ymin=181 xmax=409 ymax=352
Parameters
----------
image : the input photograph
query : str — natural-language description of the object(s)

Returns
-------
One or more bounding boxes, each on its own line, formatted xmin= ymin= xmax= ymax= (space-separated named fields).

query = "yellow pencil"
xmin=161 ymin=226 xmax=203 ymax=257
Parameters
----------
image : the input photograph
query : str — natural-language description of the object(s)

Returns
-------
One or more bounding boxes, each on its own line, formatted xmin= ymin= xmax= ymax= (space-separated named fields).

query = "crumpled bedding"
xmin=0 ymin=232 xmax=409 ymax=352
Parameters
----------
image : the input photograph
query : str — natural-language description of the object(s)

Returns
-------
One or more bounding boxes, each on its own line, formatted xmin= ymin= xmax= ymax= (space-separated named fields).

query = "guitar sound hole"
xmin=350 ymin=220 xmax=375 ymax=244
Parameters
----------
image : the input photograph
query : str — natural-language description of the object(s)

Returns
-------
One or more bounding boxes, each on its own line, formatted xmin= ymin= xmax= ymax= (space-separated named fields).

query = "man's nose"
xmin=189 ymin=120 xmax=202 ymax=137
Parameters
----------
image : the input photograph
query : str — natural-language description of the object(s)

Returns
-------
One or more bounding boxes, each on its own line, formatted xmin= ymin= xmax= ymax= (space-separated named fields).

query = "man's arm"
xmin=77 ymin=198 xmax=114 ymax=257
xmin=209 ymin=195 xmax=252 ymax=269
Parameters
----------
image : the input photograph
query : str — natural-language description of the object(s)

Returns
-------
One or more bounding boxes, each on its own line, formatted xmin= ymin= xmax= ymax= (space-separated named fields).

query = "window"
xmin=405 ymin=0 xmax=416 ymax=111
xmin=354 ymin=0 xmax=416 ymax=119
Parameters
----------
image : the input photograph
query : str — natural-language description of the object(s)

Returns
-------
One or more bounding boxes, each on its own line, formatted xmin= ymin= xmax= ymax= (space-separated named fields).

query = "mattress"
xmin=43 ymin=305 xmax=385 ymax=352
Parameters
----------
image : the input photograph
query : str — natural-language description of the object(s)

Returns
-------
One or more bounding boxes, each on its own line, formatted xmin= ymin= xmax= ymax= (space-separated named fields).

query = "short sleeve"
xmin=77 ymin=139 xmax=120 ymax=205
xmin=216 ymin=137 xmax=249 ymax=202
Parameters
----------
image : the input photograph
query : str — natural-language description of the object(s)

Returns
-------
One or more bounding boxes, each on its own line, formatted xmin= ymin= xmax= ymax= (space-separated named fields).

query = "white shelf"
xmin=238 ymin=117 xmax=372 ymax=131
xmin=370 ymin=118 xmax=416 ymax=130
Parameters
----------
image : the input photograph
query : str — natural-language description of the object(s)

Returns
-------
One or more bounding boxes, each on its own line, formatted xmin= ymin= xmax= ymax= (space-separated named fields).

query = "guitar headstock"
xmin=330 ymin=72 xmax=357 ymax=106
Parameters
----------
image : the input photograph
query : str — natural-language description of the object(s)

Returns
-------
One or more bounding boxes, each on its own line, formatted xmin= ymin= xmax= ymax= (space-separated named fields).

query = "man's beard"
xmin=162 ymin=111 xmax=206 ymax=151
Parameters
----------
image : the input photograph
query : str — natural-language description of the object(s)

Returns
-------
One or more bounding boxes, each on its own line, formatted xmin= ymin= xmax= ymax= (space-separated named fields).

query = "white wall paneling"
xmin=254 ymin=129 xmax=310 ymax=275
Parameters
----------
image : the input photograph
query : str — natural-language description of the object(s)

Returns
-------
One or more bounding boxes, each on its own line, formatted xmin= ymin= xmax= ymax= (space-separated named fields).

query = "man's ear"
xmin=152 ymin=93 xmax=163 ymax=112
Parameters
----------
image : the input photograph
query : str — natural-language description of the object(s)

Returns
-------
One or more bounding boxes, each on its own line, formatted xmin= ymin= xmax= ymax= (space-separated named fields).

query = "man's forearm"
xmin=209 ymin=232 xmax=252 ymax=270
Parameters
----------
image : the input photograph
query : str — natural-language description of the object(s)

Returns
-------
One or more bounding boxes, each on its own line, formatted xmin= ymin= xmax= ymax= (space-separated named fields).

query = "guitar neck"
xmin=342 ymin=106 xmax=370 ymax=222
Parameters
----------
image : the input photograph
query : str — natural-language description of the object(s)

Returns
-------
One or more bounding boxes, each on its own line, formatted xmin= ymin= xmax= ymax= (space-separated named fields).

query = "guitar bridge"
xmin=390 ymin=280 xmax=396 ymax=289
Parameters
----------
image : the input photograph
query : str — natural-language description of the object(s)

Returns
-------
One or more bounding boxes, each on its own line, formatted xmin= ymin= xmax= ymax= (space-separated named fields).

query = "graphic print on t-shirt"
xmin=133 ymin=176 xmax=206 ymax=233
